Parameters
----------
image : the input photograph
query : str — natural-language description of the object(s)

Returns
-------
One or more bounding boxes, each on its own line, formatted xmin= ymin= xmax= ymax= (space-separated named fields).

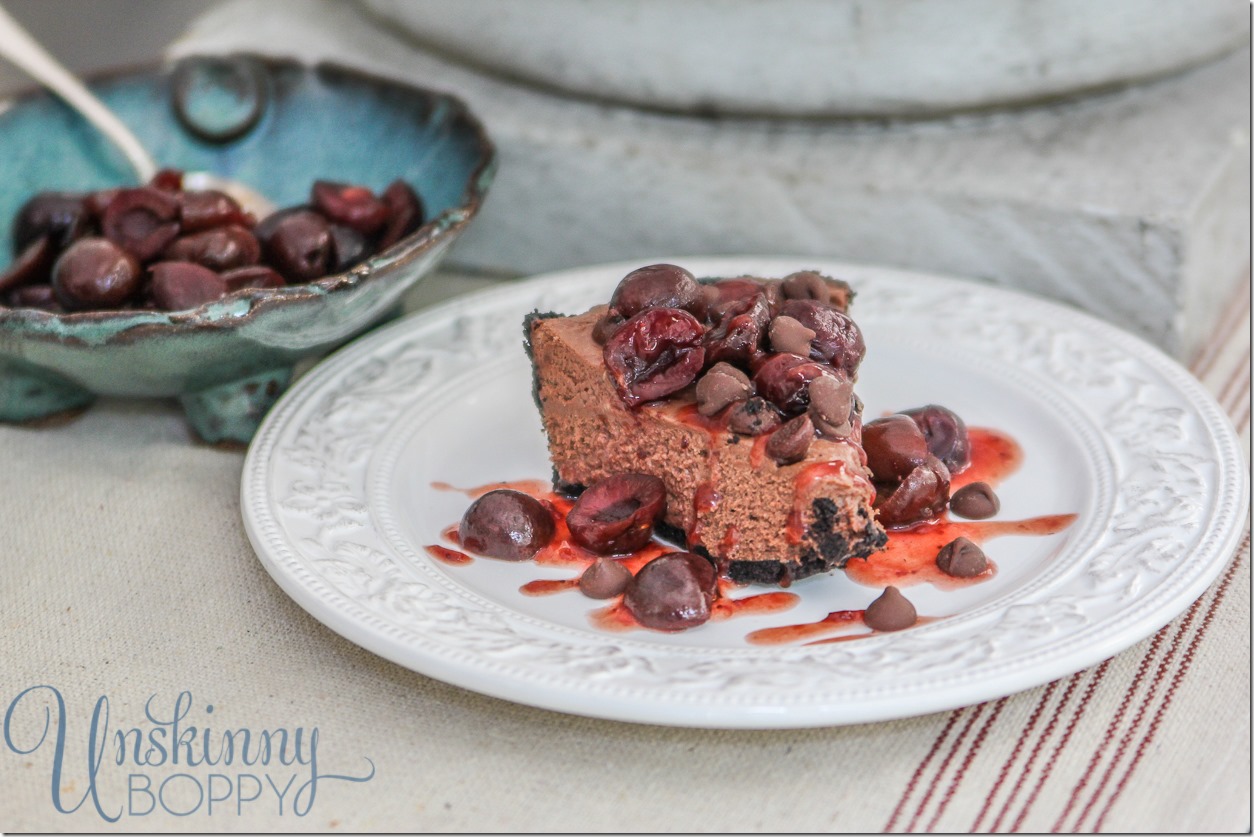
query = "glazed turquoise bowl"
xmin=0 ymin=56 xmax=495 ymax=443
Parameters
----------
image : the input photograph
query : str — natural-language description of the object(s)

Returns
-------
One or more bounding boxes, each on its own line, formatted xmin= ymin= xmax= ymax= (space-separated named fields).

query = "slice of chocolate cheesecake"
xmin=525 ymin=265 xmax=887 ymax=586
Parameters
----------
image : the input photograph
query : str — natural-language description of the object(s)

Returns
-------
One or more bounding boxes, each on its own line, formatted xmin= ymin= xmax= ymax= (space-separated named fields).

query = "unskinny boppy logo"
xmin=4 ymin=686 xmax=375 ymax=821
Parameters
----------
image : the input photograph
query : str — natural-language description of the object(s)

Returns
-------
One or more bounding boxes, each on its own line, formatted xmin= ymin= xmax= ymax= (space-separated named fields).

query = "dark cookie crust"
xmin=726 ymin=499 xmax=886 ymax=585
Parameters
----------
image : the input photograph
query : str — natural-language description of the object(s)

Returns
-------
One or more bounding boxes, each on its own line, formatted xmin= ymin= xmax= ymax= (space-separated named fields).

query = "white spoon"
xmin=0 ymin=3 xmax=273 ymax=217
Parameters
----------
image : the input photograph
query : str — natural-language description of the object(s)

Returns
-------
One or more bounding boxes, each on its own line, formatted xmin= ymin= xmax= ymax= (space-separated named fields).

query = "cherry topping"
xmin=458 ymin=489 xmax=556 ymax=561
xmin=705 ymin=278 xmax=782 ymax=323
xmin=623 ymin=552 xmax=717 ymax=631
xmin=311 ymin=181 xmax=389 ymax=236
xmin=778 ymin=298 xmax=865 ymax=377
xmin=704 ymin=292 xmax=771 ymax=367
xmin=875 ymin=454 xmax=951 ymax=528
xmin=566 ymin=473 xmax=666 ymax=554
xmin=610 ymin=263 xmax=703 ymax=319
xmin=101 ymin=187 xmax=181 ymax=262
xmin=603 ymin=307 xmax=706 ymax=406
xmin=862 ymin=415 xmax=930 ymax=483
xmin=51 ymin=238 xmax=141 ymax=310
xmin=902 ymin=404 xmax=971 ymax=472
xmin=751 ymin=352 xmax=842 ymax=416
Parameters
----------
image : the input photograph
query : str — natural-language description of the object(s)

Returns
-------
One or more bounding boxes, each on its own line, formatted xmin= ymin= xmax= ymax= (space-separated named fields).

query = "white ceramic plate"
xmin=241 ymin=257 xmax=1248 ymax=728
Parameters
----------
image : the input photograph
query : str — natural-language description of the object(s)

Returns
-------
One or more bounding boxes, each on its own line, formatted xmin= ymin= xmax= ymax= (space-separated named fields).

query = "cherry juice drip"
xmin=844 ymin=514 xmax=1077 ymax=589
xmin=747 ymin=608 xmax=864 ymax=645
xmin=425 ymin=544 xmax=472 ymax=565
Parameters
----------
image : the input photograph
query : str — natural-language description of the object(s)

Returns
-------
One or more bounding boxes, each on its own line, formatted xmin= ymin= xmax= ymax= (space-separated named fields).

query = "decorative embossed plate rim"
xmin=241 ymin=257 xmax=1248 ymax=728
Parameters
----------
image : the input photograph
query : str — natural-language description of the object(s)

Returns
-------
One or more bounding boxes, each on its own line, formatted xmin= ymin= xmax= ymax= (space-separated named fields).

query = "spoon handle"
xmin=0 ymin=3 xmax=157 ymax=182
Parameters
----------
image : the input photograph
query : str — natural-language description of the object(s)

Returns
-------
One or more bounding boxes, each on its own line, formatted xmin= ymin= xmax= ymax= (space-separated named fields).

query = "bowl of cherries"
xmin=0 ymin=55 xmax=495 ymax=443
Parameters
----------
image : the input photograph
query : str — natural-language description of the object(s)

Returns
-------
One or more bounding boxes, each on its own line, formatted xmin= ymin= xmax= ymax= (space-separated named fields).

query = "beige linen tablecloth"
xmin=1 ymin=271 xmax=1249 ymax=833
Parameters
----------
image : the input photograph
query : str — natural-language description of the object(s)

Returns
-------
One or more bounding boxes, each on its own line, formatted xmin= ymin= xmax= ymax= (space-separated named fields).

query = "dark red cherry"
xmin=179 ymin=189 xmax=253 ymax=233
xmin=875 ymin=455 xmax=951 ymax=528
xmin=258 ymin=209 xmax=333 ymax=282
xmin=377 ymin=179 xmax=425 ymax=248
xmin=603 ymin=307 xmax=706 ymax=407
xmin=623 ymin=552 xmax=717 ymax=631
xmin=148 ymin=261 xmax=228 ymax=310
xmin=148 ymin=168 xmax=184 ymax=191
xmin=328 ymin=223 xmax=369 ymax=271
xmin=0 ymin=236 xmax=55 ymax=294
xmin=51 ymin=238 xmax=141 ymax=310
xmin=13 ymin=192 xmax=89 ymax=253
xmin=902 ymin=404 xmax=971 ymax=473
xmin=862 ymin=415 xmax=931 ymax=484
xmin=610 ymin=263 xmax=703 ymax=319
xmin=752 ymin=352 xmax=842 ymax=416
xmin=311 ymin=181 xmax=389 ymax=236
xmin=566 ymin=474 xmax=666 ymax=554
xmin=101 ymin=187 xmax=181 ymax=262
xmin=7 ymin=283 xmax=61 ymax=311
xmin=705 ymin=278 xmax=782 ymax=323
xmin=458 ymin=489 xmax=556 ymax=561
xmin=778 ymin=298 xmax=865 ymax=377
xmin=703 ymin=292 xmax=771 ymax=368
xmin=162 ymin=225 xmax=261 ymax=271
xmin=220 ymin=265 xmax=286 ymax=292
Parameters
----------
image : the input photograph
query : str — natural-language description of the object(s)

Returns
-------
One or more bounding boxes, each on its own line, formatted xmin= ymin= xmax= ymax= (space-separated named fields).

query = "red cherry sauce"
xmin=424 ymin=525 xmax=472 ymax=565
xmin=845 ymin=427 xmax=1074 ymax=589
xmin=747 ymin=610 xmax=946 ymax=646
xmin=747 ymin=609 xmax=864 ymax=645
xmin=951 ymin=427 xmax=1023 ymax=491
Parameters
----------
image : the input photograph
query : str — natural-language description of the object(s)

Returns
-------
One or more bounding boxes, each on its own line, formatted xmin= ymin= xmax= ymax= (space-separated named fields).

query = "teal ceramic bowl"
xmin=0 ymin=56 xmax=495 ymax=443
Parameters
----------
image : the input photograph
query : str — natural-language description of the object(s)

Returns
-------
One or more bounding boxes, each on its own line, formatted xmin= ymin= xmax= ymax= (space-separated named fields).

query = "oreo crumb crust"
xmin=726 ymin=499 xmax=886 ymax=585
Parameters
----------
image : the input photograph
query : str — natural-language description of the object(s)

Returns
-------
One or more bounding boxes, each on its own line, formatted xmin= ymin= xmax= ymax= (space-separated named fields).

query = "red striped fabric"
xmin=883 ymin=274 xmax=1251 ymax=833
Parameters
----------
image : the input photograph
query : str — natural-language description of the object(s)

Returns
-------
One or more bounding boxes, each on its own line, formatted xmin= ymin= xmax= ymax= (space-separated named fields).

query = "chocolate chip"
xmin=864 ymin=586 xmax=917 ymax=632
xmin=949 ymin=482 xmax=1000 ymax=519
xmin=780 ymin=270 xmax=830 ymax=303
xmin=768 ymin=315 xmax=817 ymax=356
xmin=695 ymin=362 xmax=752 ymax=416
xmin=727 ymin=396 xmax=782 ymax=436
xmin=936 ymin=537 xmax=988 ymax=578
xmin=765 ymin=413 xmax=814 ymax=465
xmin=808 ymin=375 xmax=855 ymax=438
xmin=578 ymin=558 xmax=633 ymax=599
